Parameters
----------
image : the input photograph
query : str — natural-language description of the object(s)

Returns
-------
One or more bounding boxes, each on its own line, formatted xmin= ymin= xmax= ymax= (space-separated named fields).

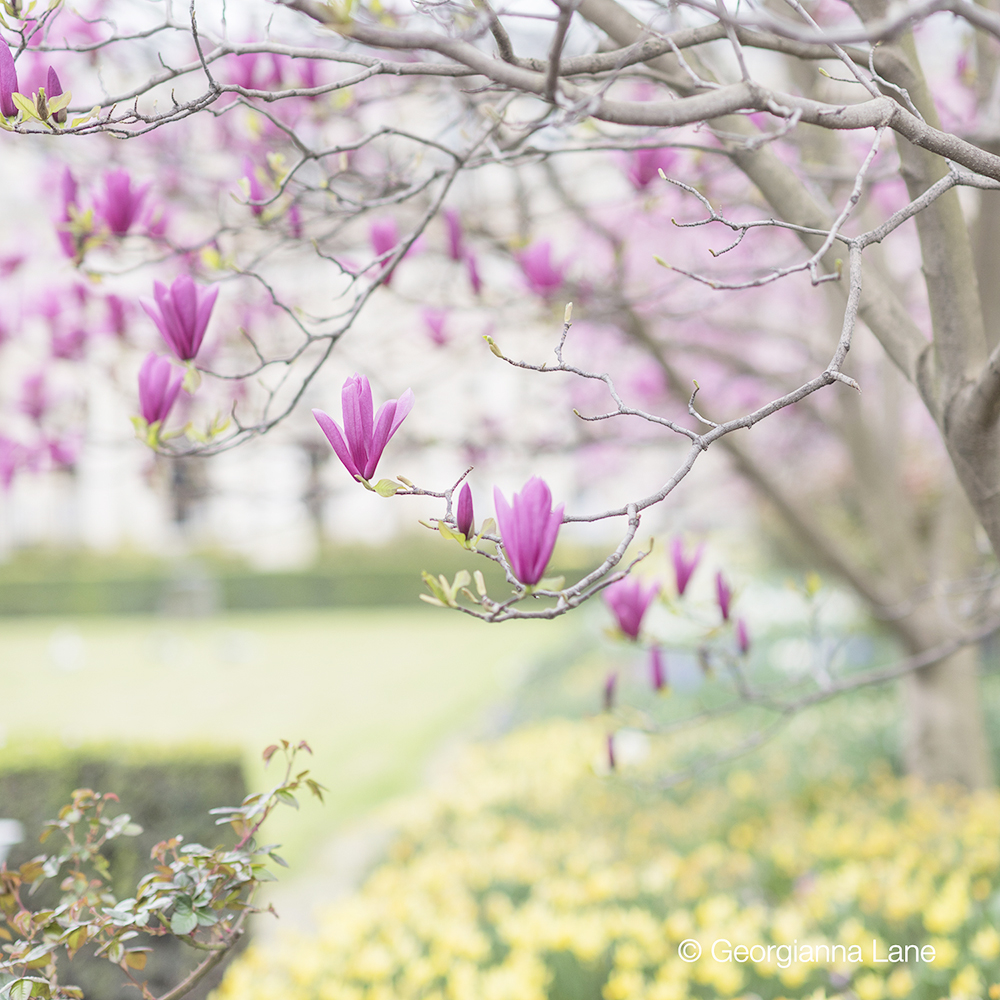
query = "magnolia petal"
xmin=313 ymin=408 xmax=361 ymax=480
xmin=341 ymin=375 xmax=370 ymax=475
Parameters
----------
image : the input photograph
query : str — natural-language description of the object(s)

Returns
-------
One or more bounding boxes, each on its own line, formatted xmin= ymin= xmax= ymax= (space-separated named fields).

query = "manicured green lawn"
xmin=0 ymin=608 xmax=568 ymax=867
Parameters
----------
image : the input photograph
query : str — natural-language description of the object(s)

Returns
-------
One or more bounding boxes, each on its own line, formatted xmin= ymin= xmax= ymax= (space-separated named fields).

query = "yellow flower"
xmin=973 ymin=926 xmax=1000 ymax=961
xmin=886 ymin=968 xmax=913 ymax=999
xmin=853 ymin=972 xmax=885 ymax=1000
xmin=951 ymin=964 xmax=985 ymax=999
xmin=925 ymin=874 xmax=971 ymax=934
xmin=928 ymin=937 xmax=960 ymax=968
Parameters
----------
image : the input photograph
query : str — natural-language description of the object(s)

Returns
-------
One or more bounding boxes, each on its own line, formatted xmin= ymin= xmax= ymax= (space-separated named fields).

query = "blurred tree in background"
xmin=0 ymin=0 xmax=998 ymax=789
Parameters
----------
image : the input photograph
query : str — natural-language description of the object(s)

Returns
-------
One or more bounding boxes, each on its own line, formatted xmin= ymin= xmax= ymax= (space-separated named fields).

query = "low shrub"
xmin=0 ymin=743 xmax=247 ymax=1000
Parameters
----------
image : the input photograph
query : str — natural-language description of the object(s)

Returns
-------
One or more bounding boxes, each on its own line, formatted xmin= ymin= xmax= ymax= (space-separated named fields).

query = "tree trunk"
xmin=903 ymin=646 xmax=992 ymax=787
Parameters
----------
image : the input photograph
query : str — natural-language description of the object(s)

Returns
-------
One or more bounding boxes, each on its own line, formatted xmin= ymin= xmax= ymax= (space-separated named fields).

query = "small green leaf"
xmin=373 ymin=478 xmax=400 ymax=497
xmin=7 ymin=980 xmax=35 ymax=1000
xmin=170 ymin=908 xmax=197 ymax=936
xmin=483 ymin=334 xmax=504 ymax=358
xmin=11 ymin=91 xmax=38 ymax=120
xmin=438 ymin=521 xmax=462 ymax=544
xmin=275 ymin=789 xmax=298 ymax=809
xmin=124 ymin=950 xmax=148 ymax=971
xmin=69 ymin=105 xmax=101 ymax=128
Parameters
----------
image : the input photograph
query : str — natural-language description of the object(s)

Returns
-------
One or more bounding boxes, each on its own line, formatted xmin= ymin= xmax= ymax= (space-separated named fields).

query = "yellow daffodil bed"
xmin=213 ymin=719 xmax=1000 ymax=1000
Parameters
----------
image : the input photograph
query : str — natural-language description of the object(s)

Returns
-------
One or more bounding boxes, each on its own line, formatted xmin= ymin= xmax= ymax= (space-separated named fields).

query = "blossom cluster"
xmin=214 ymin=719 xmax=1000 ymax=1000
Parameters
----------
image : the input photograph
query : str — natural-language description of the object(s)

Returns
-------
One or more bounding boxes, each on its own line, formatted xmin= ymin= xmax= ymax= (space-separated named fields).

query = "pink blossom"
xmin=56 ymin=166 xmax=79 ymax=259
xmin=625 ymin=147 xmax=677 ymax=190
xmin=229 ymin=52 xmax=281 ymax=90
xmin=97 ymin=169 xmax=151 ymax=236
xmin=45 ymin=66 xmax=66 ymax=123
xmin=144 ymin=204 xmax=169 ymax=238
xmin=671 ymin=537 xmax=702 ymax=596
xmin=716 ymin=571 xmax=732 ymax=621
xmin=105 ymin=294 xmax=128 ymax=337
xmin=370 ymin=219 xmax=401 ymax=285
xmin=0 ymin=437 xmax=22 ymax=491
xmin=51 ymin=327 xmax=87 ymax=360
xmin=288 ymin=203 xmax=302 ymax=239
xmin=298 ymin=59 xmax=321 ymax=90
xmin=19 ymin=373 xmax=48 ymax=422
xmin=467 ymin=252 xmax=482 ymax=295
xmin=650 ymin=646 xmax=666 ymax=691
xmin=456 ymin=482 xmax=474 ymax=537
xmin=138 ymin=352 xmax=183 ymax=425
xmin=603 ymin=671 xmax=617 ymax=712
xmin=603 ymin=575 xmax=660 ymax=639
xmin=243 ymin=156 xmax=266 ymax=216
xmin=46 ymin=436 xmax=79 ymax=470
xmin=0 ymin=39 xmax=17 ymax=119
xmin=141 ymin=274 xmax=219 ymax=361
xmin=313 ymin=374 xmax=414 ymax=482
xmin=517 ymin=241 xmax=565 ymax=298
xmin=493 ymin=476 xmax=564 ymax=586
xmin=443 ymin=208 xmax=463 ymax=261
xmin=736 ymin=617 xmax=750 ymax=654
xmin=0 ymin=254 xmax=22 ymax=276
xmin=422 ymin=307 xmax=448 ymax=346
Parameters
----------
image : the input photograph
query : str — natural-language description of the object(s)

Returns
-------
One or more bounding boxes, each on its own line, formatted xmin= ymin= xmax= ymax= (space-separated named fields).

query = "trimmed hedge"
xmin=0 ymin=743 xmax=247 ymax=1000
xmin=0 ymin=541 xmax=594 ymax=616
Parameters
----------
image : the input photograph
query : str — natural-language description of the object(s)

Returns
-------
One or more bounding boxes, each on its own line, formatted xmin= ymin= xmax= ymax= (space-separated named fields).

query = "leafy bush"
xmin=214 ymin=718 xmax=1000 ymax=1000
xmin=0 ymin=744 xmax=246 ymax=1000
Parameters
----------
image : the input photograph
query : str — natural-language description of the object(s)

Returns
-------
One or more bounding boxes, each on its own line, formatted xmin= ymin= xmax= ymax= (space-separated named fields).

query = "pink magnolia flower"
xmin=141 ymin=275 xmax=219 ymax=361
xmin=603 ymin=575 xmax=660 ymax=640
xmin=45 ymin=66 xmax=67 ymax=123
xmin=51 ymin=327 xmax=87 ymax=360
xmin=97 ymin=169 xmax=151 ymax=236
xmin=298 ymin=59 xmax=322 ymax=90
xmin=422 ymin=307 xmax=448 ymax=346
xmin=603 ymin=671 xmax=617 ymax=712
xmin=650 ymin=646 xmax=666 ymax=691
xmin=19 ymin=373 xmax=48 ymax=422
xmin=287 ymin=203 xmax=302 ymax=239
xmin=467 ymin=252 xmax=482 ymax=295
xmin=716 ymin=571 xmax=732 ymax=621
xmin=493 ymin=476 xmax=564 ymax=586
xmin=229 ymin=52 xmax=282 ymax=90
xmin=625 ymin=147 xmax=677 ymax=190
xmin=0 ymin=437 xmax=22 ymax=491
xmin=56 ymin=166 xmax=79 ymax=259
xmin=0 ymin=39 xmax=17 ymax=119
xmin=46 ymin=436 xmax=78 ymax=470
xmin=671 ymin=537 xmax=702 ymax=596
xmin=736 ymin=617 xmax=750 ymax=654
xmin=370 ymin=219 xmax=400 ymax=285
xmin=517 ymin=241 xmax=565 ymax=298
xmin=105 ymin=294 xmax=128 ymax=337
xmin=443 ymin=208 xmax=463 ymax=261
xmin=313 ymin=374 xmax=414 ymax=482
xmin=144 ymin=203 xmax=169 ymax=238
xmin=456 ymin=482 xmax=474 ymax=537
xmin=138 ymin=352 xmax=183 ymax=425
xmin=243 ymin=156 xmax=266 ymax=216
xmin=0 ymin=254 xmax=23 ymax=276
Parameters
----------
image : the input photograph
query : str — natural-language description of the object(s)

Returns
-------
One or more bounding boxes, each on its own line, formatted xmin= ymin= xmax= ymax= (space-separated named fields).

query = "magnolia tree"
xmin=1 ymin=0 xmax=999 ymax=789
